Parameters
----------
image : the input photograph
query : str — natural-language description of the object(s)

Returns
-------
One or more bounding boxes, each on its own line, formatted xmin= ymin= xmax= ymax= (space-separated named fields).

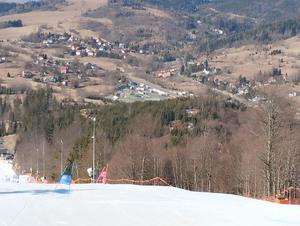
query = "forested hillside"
xmin=138 ymin=0 xmax=209 ymax=12
xmin=106 ymin=0 xmax=300 ymax=54
xmin=211 ymin=0 xmax=300 ymax=22
xmin=0 ymin=88 xmax=297 ymax=197
xmin=137 ymin=0 xmax=300 ymax=22
xmin=0 ymin=0 xmax=66 ymax=15
xmin=197 ymin=17 xmax=300 ymax=52
xmin=0 ymin=2 xmax=17 ymax=14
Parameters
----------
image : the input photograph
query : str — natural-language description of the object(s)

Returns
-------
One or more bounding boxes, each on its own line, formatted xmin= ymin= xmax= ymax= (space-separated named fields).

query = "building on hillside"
xmin=169 ymin=120 xmax=184 ymax=131
xmin=22 ymin=71 xmax=34 ymax=78
xmin=268 ymin=76 xmax=277 ymax=84
xmin=60 ymin=66 xmax=67 ymax=74
xmin=185 ymin=108 xmax=199 ymax=116
xmin=289 ymin=91 xmax=300 ymax=97
xmin=0 ymin=148 xmax=14 ymax=160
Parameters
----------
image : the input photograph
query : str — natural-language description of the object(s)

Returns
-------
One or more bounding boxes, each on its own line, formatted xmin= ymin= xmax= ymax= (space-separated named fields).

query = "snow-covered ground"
xmin=0 ymin=160 xmax=300 ymax=226
xmin=0 ymin=183 xmax=299 ymax=226
xmin=0 ymin=160 xmax=17 ymax=182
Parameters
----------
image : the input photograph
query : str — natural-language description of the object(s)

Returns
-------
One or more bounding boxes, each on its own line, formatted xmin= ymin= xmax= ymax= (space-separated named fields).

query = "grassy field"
xmin=203 ymin=36 xmax=300 ymax=81
xmin=0 ymin=0 xmax=108 ymax=40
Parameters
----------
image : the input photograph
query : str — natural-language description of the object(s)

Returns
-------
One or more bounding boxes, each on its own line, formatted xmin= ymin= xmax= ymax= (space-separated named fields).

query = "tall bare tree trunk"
xmin=193 ymin=159 xmax=198 ymax=191
xmin=262 ymin=99 xmax=280 ymax=197
xmin=141 ymin=156 xmax=145 ymax=181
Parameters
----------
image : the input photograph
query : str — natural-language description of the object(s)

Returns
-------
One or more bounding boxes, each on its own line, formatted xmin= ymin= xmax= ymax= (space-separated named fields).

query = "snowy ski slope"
xmin=0 ymin=182 xmax=300 ymax=226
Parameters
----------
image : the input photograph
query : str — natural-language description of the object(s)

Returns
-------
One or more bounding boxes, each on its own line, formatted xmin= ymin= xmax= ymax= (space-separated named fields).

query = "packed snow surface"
xmin=0 ymin=183 xmax=300 ymax=226
xmin=0 ymin=160 xmax=17 ymax=182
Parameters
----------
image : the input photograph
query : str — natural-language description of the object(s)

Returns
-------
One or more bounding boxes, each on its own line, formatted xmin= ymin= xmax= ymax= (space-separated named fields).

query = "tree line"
xmin=0 ymin=0 xmax=66 ymax=16
xmin=197 ymin=17 xmax=300 ymax=53
xmin=2 ymin=88 xmax=298 ymax=197
xmin=0 ymin=20 xmax=23 ymax=29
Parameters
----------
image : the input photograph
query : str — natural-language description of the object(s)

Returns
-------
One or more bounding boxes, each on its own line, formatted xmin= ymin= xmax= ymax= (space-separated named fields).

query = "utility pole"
xmin=43 ymin=141 xmax=45 ymax=177
xmin=92 ymin=117 xmax=96 ymax=183
xmin=36 ymin=148 xmax=39 ymax=177
xmin=60 ymin=139 xmax=63 ymax=176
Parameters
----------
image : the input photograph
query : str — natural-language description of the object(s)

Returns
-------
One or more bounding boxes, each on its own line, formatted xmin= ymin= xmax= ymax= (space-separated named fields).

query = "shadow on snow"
xmin=0 ymin=188 xmax=95 ymax=195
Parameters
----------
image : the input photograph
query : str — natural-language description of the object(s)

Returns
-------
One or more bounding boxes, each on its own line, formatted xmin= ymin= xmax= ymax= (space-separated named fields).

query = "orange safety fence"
xmin=72 ymin=178 xmax=92 ymax=183
xmin=260 ymin=187 xmax=300 ymax=205
xmin=272 ymin=197 xmax=300 ymax=205
xmin=108 ymin=177 xmax=172 ymax=186
xmin=72 ymin=176 xmax=172 ymax=187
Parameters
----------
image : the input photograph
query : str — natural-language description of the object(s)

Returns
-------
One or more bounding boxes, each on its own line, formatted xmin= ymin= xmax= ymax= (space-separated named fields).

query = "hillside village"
xmin=2 ymin=28 xmax=299 ymax=107
xmin=0 ymin=32 xmax=299 ymax=107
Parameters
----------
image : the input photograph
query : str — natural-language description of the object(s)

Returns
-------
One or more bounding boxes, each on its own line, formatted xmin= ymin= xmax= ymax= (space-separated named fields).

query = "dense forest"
xmin=0 ymin=19 xmax=23 ymax=29
xmin=197 ymin=17 xmax=300 ymax=52
xmin=0 ymin=2 xmax=17 ymax=14
xmin=134 ymin=0 xmax=300 ymax=21
xmin=0 ymin=0 xmax=66 ymax=16
xmin=0 ymin=88 xmax=297 ymax=198
xmin=138 ymin=0 xmax=210 ymax=12
xmin=210 ymin=0 xmax=300 ymax=22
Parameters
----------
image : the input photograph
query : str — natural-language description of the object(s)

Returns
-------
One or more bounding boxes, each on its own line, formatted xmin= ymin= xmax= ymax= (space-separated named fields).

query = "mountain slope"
xmin=0 ymin=183 xmax=300 ymax=226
